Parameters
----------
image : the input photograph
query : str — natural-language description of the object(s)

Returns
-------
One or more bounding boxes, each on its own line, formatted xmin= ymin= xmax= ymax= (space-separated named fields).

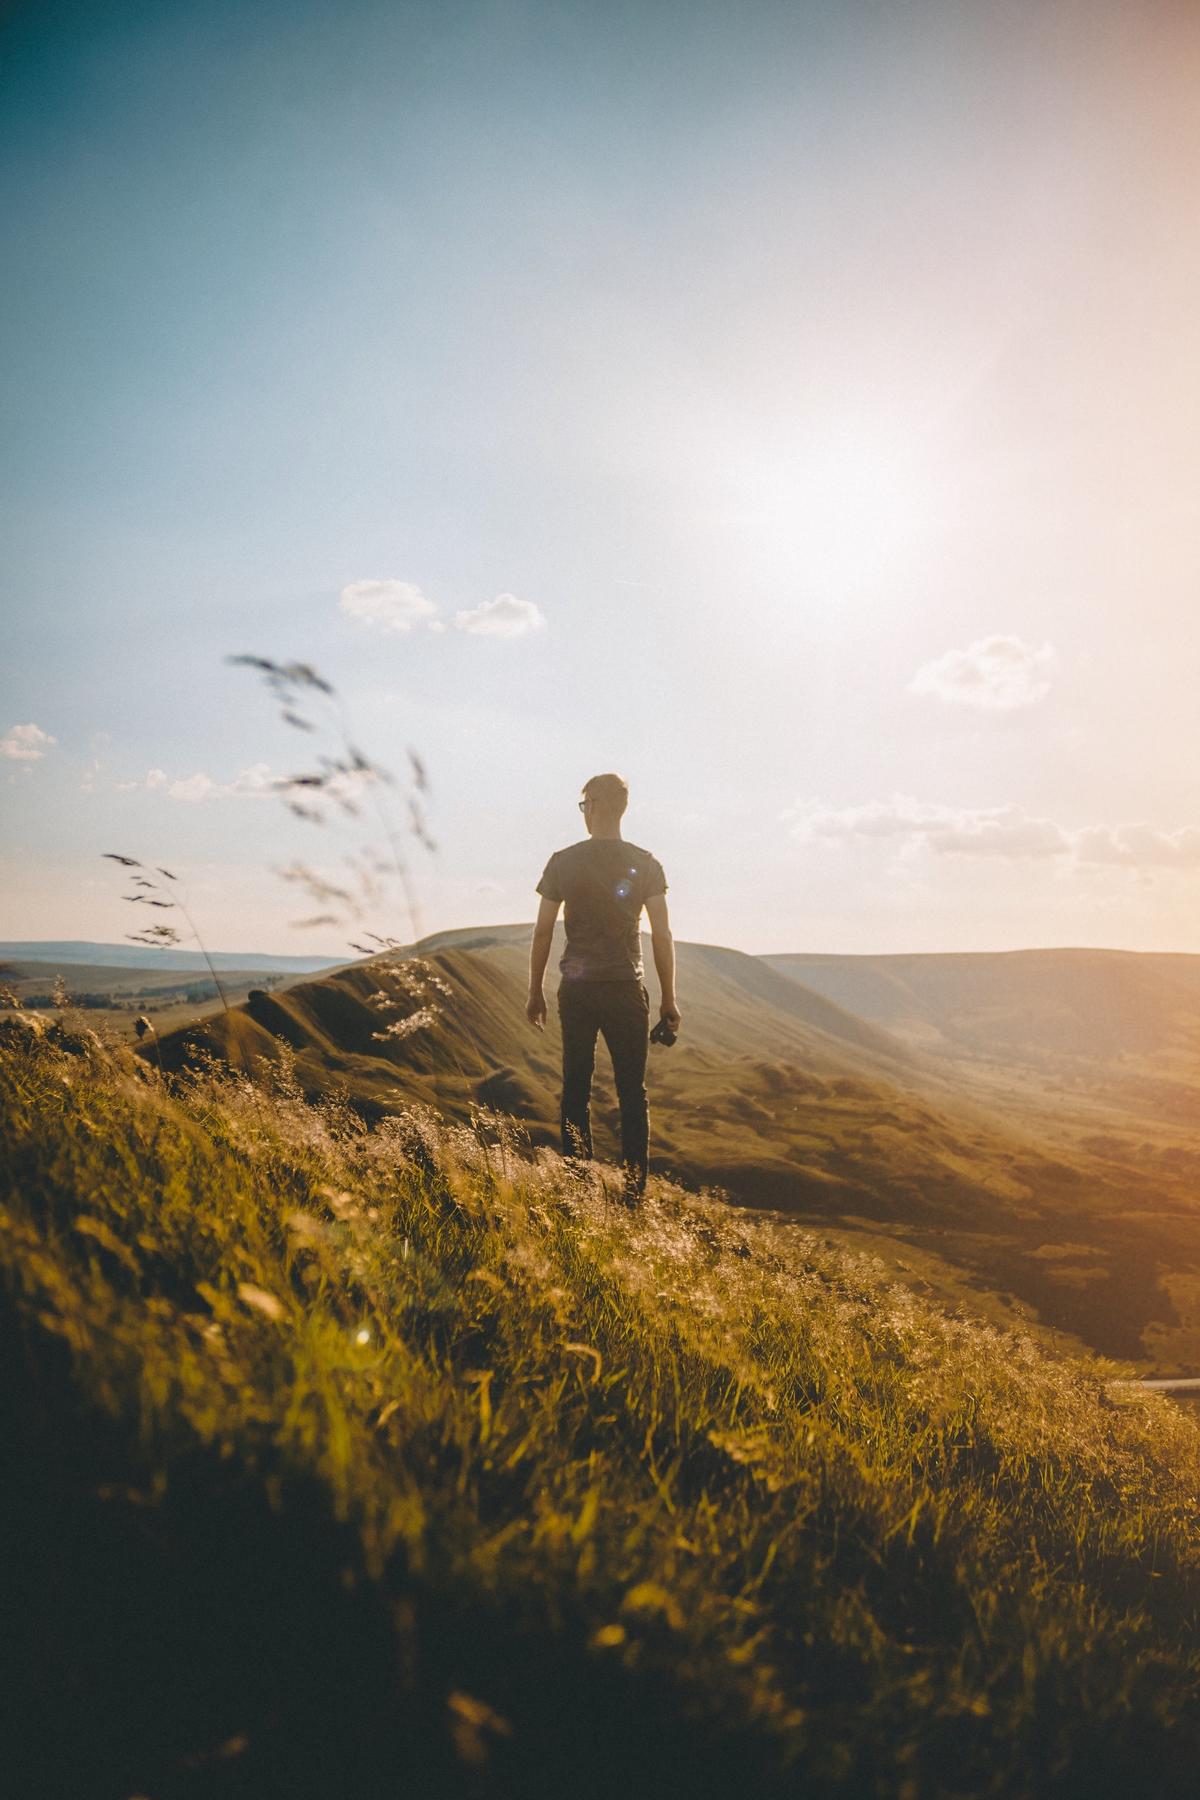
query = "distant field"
xmin=0 ymin=939 xmax=342 ymax=973
xmin=0 ymin=960 xmax=303 ymax=1041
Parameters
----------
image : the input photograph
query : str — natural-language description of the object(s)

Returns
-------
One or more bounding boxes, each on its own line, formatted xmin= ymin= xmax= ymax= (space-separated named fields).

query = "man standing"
xmin=527 ymin=773 xmax=682 ymax=1204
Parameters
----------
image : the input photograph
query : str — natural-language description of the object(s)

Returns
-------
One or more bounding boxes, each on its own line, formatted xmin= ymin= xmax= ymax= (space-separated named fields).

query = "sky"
xmin=3 ymin=0 xmax=1199 ymax=958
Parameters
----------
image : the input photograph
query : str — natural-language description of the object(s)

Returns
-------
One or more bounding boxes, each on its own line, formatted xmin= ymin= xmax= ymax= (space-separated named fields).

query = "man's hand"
xmin=526 ymin=990 xmax=547 ymax=1030
xmin=660 ymin=998 xmax=682 ymax=1032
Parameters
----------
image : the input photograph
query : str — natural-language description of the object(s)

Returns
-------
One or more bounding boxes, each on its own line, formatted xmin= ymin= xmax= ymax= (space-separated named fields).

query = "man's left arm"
xmin=527 ymin=894 xmax=560 ymax=1028
xmin=645 ymin=892 xmax=681 ymax=1030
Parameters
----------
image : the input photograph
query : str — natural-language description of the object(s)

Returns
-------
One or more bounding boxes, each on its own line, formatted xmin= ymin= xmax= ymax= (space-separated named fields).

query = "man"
xmin=527 ymin=772 xmax=682 ymax=1204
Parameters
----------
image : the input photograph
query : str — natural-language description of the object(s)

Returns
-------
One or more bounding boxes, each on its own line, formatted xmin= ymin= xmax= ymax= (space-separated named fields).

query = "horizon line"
xmin=5 ymin=931 xmax=1200 ymax=964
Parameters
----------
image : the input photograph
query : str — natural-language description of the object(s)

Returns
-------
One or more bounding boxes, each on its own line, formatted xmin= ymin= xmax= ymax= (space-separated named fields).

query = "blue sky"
xmin=3 ymin=0 xmax=1199 ymax=956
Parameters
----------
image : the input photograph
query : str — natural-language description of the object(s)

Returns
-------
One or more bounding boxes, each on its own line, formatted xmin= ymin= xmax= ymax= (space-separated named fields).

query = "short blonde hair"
xmin=582 ymin=772 xmax=629 ymax=816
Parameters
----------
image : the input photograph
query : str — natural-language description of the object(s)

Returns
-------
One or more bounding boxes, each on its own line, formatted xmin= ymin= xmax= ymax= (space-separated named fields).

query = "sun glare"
xmin=719 ymin=424 xmax=937 ymax=592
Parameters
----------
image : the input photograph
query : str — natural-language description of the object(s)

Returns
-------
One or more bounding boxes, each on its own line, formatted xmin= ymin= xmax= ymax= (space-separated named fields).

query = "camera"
xmin=650 ymin=1016 xmax=677 ymax=1047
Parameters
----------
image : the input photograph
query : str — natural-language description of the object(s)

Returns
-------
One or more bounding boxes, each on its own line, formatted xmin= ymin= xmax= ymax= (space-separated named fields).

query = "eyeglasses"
xmin=578 ymin=798 xmax=589 ymax=812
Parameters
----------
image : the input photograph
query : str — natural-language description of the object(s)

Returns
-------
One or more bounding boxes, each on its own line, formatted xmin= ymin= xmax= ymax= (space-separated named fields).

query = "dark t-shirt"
xmin=537 ymin=838 xmax=668 ymax=982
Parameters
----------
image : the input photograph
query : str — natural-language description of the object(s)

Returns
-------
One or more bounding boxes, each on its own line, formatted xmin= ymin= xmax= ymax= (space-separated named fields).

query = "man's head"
xmin=579 ymin=771 xmax=628 ymax=835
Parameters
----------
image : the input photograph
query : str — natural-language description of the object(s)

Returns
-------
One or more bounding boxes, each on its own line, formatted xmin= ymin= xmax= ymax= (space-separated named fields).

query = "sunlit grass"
xmin=4 ymin=1020 xmax=1200 ymax=1797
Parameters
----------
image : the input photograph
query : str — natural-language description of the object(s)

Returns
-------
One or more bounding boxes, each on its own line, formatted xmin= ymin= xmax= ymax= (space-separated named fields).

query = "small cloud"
xmin=141 ymin=763 xmax=280 ymax=803
xmin=784 ymin=793 xmax=1200 ymax=874
xmin=339 ymin=578 xmax=440 ymax=633
xmin=166 ymin=772 xmax=218 ymax=803
xmin=908 ymin=635 xmax=1055 ymax=712
xmin=785 ymin=794 xmax=1069 ymax=859
xmin=453 ymin=593 xmax=546 ymax=638
xmin=1074 ymin=823 xmax=1200 ymax=868
xmin=1 ymin=721 xmax=56 ymax=761
xmin=229 ymin=761 xmax=278 ymax=796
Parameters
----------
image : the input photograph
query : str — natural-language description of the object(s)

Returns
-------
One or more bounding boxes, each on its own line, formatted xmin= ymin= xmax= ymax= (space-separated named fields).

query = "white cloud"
xmin=166 ymin=772 xmax=218 ymax=803
xmin=1073 ymin=823 xmax=1200 ymax=868
xmin=453 ymin=593 xmax=546 ymax=638
xmin=1 ymin=721 xmax=56 ymax=761
xmin=141 ymin=763 xmax=280 ymax=803
xmin=908 ymin=635 xmax=1055 ymax=711
xmin=229 ymin=761 xmax=279 ymax=796
xmin=338 ymin=580 xmax=545 ymax=640
xmin=784 ymin=794 xmax=1200 ymax=871
xmin=339 ymin=579 xmax=439 ymax=633
xmin=786 ymin=794 xmax=1069 ymax=859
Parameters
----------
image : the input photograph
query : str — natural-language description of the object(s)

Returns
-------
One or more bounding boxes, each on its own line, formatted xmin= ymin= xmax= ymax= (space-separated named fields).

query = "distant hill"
xmin=762 ymin=948 xmax=1200 ymax=1065
xmin=0 ymin=940 xmax=344 ymax=974
xmin=151 ymin=929 xmax=1200 ymax=1369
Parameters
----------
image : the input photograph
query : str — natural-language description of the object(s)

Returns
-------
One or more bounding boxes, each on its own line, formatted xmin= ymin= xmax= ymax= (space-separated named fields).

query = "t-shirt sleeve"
xmin=643 ymin=855 xmax=668 ymax=900
xmin=536 ymin=853 xmax=562 ymax=902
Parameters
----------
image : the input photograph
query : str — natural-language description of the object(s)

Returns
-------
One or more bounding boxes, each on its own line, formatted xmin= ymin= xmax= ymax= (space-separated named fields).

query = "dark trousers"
xmin=557 ymin=978 xmax=650 ymax=1191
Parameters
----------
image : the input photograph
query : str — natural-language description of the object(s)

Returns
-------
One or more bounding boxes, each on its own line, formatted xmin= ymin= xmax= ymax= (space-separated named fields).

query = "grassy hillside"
xmin=4 ymin=1021 xmax=1200 ymax=1798
xmin=149 ymin=938 xmax=1200 ymax=1369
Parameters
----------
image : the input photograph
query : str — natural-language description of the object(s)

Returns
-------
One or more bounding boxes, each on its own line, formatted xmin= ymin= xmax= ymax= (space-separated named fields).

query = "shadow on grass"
xmin=2 ymin=1303 xmax=780 ymax=1800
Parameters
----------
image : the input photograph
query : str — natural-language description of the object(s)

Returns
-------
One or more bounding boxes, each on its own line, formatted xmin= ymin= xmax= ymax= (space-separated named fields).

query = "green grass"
xmin=4 ymin=1020 xmax=1200 ymax=1798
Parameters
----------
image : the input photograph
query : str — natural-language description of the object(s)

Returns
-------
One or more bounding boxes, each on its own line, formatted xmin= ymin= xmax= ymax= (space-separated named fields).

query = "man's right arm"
xmin=527 ymin=894 xmax=560 ymax=1028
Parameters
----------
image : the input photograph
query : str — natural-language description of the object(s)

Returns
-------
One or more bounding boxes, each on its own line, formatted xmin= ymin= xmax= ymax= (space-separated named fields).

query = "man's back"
xmin=527 ymin=773 xmax=680 ymax=1203
xmin=537 ymin=837 xmax=667 ymax=982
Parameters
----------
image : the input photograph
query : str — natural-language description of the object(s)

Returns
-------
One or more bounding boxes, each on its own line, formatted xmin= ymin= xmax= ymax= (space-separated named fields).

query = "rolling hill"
xmin=763 ymin=947 xmax=1200 ymax=1071
xmin=148 ymin=928 xmax=1200 ymax=1370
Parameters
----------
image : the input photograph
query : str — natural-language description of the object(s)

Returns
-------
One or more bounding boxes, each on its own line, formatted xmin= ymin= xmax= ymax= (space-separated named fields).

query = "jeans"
xmin=557 ymin=978 xmax=650 ymax=1191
